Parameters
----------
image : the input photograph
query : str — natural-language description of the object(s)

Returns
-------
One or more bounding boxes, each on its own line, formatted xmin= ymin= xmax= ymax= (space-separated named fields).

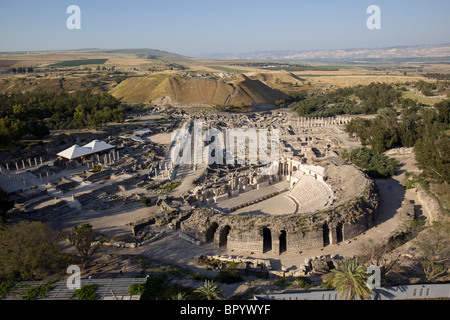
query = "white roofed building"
xmin=82 ymin=140 xmax=115 ymax=153
xmin=56 ymin=140 xmax=116 ymax=163
xmin=56 ymin=145 xmax=94 ymax=160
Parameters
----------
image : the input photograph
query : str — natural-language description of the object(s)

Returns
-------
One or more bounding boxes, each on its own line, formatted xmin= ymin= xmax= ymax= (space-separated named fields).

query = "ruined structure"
xmin=180 ymin=161 xmax=379 ymax=255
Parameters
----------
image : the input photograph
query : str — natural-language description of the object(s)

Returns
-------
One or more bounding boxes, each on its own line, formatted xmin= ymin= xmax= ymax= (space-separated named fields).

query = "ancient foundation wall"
xmin=180 ymin=180 xmax=379 ymax=254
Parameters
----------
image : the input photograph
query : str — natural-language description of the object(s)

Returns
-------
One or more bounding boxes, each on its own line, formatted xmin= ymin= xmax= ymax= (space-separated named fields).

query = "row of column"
xmin=296 ymin=116 xmax=351 ymax=127
xmin=0 ymin=157 xmax=44 ymax=173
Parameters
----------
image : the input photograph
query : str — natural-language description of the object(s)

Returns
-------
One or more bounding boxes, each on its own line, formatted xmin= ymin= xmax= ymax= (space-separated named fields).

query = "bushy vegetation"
xmin=415 ymin=79 xmax=449 ymax=96
xmin=290 ymin=82 xmax=403 ymax=117
xmin=140 ymin=197 xmax=152 ymax=207
xmin=66 ymin=223 xmax=101 ymax=268
xmin=22 ymin=280 xmax=57 ymax=300
xmin=151 ymin=180 xmax=182 ymax=193
xmin=345 ymin=99 xmax=449 ymax=182
xmin=413 ymin=100 xmax=450 ymax=183
xmin=70 ymin=284 xmax=99 ymax=300
xmin=128 ymin=283 xmax=146 ymax=296
xmin=140 ymin=273 xmax=194 ymax=300
xmin=215 ymin=266 xmax=242 ymax=284
xmin=0 ymin=221 xmax=68 ymax=281
xmin=345 ymin=115 xmax=403 ymax=153
xmin=0 ymin=90 xmax=125 ymax=147
xmin=340 ymin=147 xmax=398 ymax=178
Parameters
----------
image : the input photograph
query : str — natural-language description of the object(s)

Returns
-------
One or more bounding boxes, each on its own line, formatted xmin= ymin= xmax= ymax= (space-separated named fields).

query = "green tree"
xmin=369 ymin=115 xmax=400 ymax=153
xmin=414 ymin=108 xmax=450 ymax=182
xmin=0 ymin=117 xmax=27 ymax=147
xmin=435 ymin=99 xmax=450 ymax=124
xmin=72 ymin=105 xmax=86 ymax=129
xmin=0 ymin=221 xmax=64 ymax=280
xmin=345 ymin=118 xmax=373 ymax=146
xmin=398 ymin=111 xmax=420 ymax=148
xmin=330 ymin=258 xmax=373 ymax=300
xmin=67 ymin=223 xmax=101 ymax=268
xmin=340 ymin=147 xmax=398 ymax=178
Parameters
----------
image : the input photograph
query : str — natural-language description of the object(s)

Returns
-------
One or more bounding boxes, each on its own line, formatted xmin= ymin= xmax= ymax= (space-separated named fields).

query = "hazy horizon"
xmin=1 ymin=0 xmax=449 ymax=56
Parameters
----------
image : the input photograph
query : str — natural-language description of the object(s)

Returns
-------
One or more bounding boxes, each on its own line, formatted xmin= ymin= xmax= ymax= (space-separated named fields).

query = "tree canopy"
xmin=340 ymin=147 xmax=398 ymax=178
xmin=0 ymin=90 xmax=125 ymax=147
xmin=290 ymin=82 xmax=403 ymax=118
xmin=0 ymin=221 xmax=67 ymax=281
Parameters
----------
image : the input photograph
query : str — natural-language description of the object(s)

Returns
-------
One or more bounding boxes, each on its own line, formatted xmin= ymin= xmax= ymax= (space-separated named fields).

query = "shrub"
xmin=140 ymin=197 xmax=152 ymax=207
xmin=216 ymin=268 xmax=242 ymax=284
xmin=129 ymin=283 xmax=146 ymax=296
xmin=70 ymin=284 xmax=98 ymax=300
xmin=22 ymin=280 xmax=57 ymax=300
xmin=0 ymin=281 xmax=13 ymax=299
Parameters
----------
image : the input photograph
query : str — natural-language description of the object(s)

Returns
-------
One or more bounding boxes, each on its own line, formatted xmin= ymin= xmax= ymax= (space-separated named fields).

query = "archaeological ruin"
xmin=0 ymin=106 xmax=379 ymax=258
xmin=177 ymin=110 xmax=380 ymax=255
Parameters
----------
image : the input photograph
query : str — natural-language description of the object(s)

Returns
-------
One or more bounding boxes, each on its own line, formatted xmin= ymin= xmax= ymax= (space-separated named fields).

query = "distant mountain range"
xmin=197 ymin=43 xmax=450 ymax=63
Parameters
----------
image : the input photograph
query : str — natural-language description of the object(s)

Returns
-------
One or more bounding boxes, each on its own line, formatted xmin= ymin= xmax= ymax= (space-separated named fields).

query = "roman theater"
xmin=179 ymin=114 xmax=379 ymax=255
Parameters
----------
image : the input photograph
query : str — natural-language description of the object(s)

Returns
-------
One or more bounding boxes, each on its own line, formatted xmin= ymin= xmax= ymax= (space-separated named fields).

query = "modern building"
xmin=57 ymin=140 xmax=115 ymax=162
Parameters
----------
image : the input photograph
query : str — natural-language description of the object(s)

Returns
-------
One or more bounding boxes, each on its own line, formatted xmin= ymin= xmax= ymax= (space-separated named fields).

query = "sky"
xmin=0 ymin=0 xmax=449 ymax=56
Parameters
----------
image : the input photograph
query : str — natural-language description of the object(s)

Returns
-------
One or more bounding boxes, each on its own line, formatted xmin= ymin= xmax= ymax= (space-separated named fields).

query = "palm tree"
xmin=331 ymin=258 xmax=373 ymax=300
xmin=171 ymin=292 xmax=188 ymax=300
xmin=194 ymin=279 xmax=223 ymax=300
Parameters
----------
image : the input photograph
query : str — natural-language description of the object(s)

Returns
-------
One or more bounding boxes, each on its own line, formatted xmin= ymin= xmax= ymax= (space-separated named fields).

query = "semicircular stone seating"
xmin=288 ymin=173 xmax=333 ymax=213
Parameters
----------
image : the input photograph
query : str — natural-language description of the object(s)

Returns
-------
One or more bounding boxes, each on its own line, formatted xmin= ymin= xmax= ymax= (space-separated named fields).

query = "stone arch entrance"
xmin=263 ymin=227 xmax=272 ymax=253
xmin=279 ymin=230 xmax=287 ymax=254
xmin=205 ymin=222 xmax=219 ymax=243
xmin=219 ymin=225 xmax=231 ymax=247
xmin=323 ymin=223 xmax=330 ymax=247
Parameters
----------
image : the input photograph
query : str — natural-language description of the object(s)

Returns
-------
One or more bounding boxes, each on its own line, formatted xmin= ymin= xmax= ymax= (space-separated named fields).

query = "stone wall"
xmin=180 ymin=179 xmax=379 ymax=255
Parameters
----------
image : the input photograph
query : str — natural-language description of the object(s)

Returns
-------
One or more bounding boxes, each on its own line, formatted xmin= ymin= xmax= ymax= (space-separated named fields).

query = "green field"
xmin=207 ymin=66 xmax=248 ymax=74
xmin=49 ymin=59 xmax=108 ymax=67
